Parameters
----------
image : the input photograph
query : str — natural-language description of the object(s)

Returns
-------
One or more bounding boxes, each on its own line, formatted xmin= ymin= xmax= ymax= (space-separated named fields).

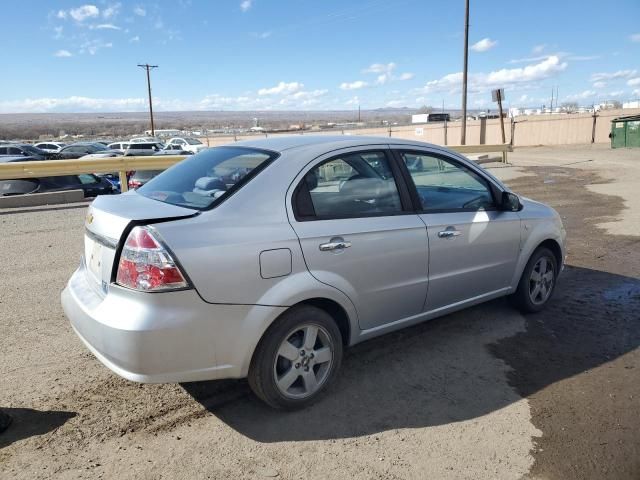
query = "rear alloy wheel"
xmin=248 ymin=305 xmax=343 ymax=410
xmin=511 ymin=247 xmax=558 ymax=313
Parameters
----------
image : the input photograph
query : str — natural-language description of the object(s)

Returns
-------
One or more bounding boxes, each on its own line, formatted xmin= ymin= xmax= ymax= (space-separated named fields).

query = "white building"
xmin=623 ymin=100 xmax=640 ymax=109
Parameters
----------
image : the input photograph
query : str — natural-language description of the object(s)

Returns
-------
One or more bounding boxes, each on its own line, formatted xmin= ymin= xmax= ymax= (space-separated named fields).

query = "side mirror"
xmin=501 ymin=191 xmax=522 ymax=212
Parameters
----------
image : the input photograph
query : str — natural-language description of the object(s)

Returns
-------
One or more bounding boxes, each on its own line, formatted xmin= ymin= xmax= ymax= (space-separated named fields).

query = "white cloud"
xmin=56 ymin=10 xmax=67 ymax=19
xmin=129 ymin=36 xmax=140 ymax=43
xmin=91 ymin=23 xmax=121 ymax=30
xmin=471 ymin=38 xmax=497 ymax=52
xmin=630 ymin=33 xmax=640 ymax=42
xmin=509 ymin=54 xmax=552 ymax=64
xmin=418 ymin=56 xmax=567 ymax=95
xmin=565 ymin=90 xmax=597 ymax=101
xmin=69 ymin=5 xmax=100 ymax=22
xmin=251 ymin=31 xmax=271 ymax=39
xmin=593 ymin=81 xmax=607 ymax=89
xmin=0 ymin=96 xmax=146 ymax=113
xmin=532 ymin=44 xmax=546 ymax=54
xmin=258 ymin=81 xmax=304 ymax=95
xmin=53 ymin=50 xmax=73 ymax=58
xmin=633 ymin=89 xmax=640 ymax=97
xmin=363 ymin=62 xmax=396 ymax=74
xmin=80 ymin=40 xmax=113 ymax=55
xmin=361 ymin=62 xmax=412 ymax=85
xmin=567 ymin=55 xmax=600 ymax=61
xmin=102 ymin=3 xmax=121 ymax=19
xmin=340 ymin=80 xmax=368 ymax=90
xmin=240 ymin=0 xmax=252 ymax=12
xmin=608 ymin=90 xmax=624 ymax=97
xmin=627 ymin=78 xmax=640 ymax=87
xmin=133 ymin=6 xmax=146 ymax=16
xmin=53 ymin=26 xmax=64 ymax=39
xmin=591 ymin=70 xmax=637 ymax=82
xmin=345 ymin=96 xmax=360 ymax=106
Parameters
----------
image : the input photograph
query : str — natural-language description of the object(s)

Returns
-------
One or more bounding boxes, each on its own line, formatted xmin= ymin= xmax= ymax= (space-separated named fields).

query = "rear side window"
xmin=296 ymin=151 xmax=403 ymax=219
xmin=138 ymin=146 xmax=276 ymax=210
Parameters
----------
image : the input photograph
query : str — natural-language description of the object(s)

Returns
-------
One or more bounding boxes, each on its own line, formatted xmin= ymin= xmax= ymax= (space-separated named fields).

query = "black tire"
xmin=510 ymin=247 xmax=558 ymax=313
xmin=248 ymin=305 xmax=343 ymax=410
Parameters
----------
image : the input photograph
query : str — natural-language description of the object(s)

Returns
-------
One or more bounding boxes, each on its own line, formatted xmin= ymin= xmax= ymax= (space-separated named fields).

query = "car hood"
xmin=86 ymin=190 xmax=198 ymax=243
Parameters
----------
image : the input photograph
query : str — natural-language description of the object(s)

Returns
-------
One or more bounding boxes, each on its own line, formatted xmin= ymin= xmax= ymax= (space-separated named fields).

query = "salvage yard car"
xmin=62 ymin=136 xmax=566 ymax=409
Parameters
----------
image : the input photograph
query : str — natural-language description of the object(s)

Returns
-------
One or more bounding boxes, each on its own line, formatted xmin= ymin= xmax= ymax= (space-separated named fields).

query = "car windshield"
xmin=138 ymin=146 xmax=276 ymax=210
xmin=185 ymin=138 xmax=202 ymax=145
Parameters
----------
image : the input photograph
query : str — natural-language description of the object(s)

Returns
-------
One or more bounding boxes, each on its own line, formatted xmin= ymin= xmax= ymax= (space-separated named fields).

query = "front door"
xmin=289 ymin=148 xmax=429 ymax=330
xmin=397 ymin=149 xmax=521 ymax=312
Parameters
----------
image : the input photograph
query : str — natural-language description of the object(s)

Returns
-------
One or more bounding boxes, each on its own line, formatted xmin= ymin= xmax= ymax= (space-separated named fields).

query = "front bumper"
xmin=62 ymin=266 xmax=286 ymax=383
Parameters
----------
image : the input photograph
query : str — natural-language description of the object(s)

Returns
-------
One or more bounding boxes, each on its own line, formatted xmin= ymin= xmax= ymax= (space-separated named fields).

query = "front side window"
xmin=297 ymin=151 xmax=402 ymax=218
xmin=185 ymin=138 xmax=202 ymax=145
xmin=400 ymin=151 xmax=495 ymax=211
xmin=138 ymin=146 xmax=276 ymax=210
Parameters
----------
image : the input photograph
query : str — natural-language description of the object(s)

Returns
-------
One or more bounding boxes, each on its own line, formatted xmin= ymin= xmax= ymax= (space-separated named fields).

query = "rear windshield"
xmin=138 ymin=146 xmax=276 ymax=210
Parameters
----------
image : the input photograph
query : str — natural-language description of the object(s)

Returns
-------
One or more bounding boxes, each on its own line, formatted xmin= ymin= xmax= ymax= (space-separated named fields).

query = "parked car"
xmin=55 ymin=143 xmax=111 ymax=159
xmin=0 ymin=155 xmax=42 ymax=163
xmin=153 ymin=144 xmax=194 ymax=155
xmin=127 ymin=169 xmax=164 ymax=189
xmin=130 ymin=136 xmax=162 ymax=144
xmin=0 ymin=144 xmax=50 ymax=160
xmin=80 ymin=150 xmax=124 ymax=159
xmin=108 ymin=142 xmax=130 ymax=151
xmin=0 ymin=173 xmax=115 ymax=197
xmin=124 ymin=143 xmax=164 ymax=156
xmin=166 ymin=137 xmax=207 ymax=154
xmin=62 ymin=136 xmax=566 ymax=410
xmin=34 ymin=142 xmax=67 ymax=153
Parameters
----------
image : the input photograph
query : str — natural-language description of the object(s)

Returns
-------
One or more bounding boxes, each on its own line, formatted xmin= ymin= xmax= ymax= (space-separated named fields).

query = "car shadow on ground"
xmin=0 ymin=408 xmax=76 ymax=449
xmin=182 ymin=266 xmax=640 ymax=442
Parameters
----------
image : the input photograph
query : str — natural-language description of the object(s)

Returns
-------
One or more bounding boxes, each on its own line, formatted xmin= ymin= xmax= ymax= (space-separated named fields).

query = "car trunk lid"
xmin=83 ymin=191 xmax=197 ymax=296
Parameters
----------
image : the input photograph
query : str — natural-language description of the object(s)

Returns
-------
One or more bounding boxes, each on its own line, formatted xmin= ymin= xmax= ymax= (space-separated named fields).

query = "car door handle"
xmin=319 ymin=240 xmax=352 ymax=251
xmin=438 ymin=229 xmax=461 ymax=238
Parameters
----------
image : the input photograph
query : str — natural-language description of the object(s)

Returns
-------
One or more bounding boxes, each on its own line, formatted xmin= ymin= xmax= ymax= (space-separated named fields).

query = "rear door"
xmin=289 ymin=147 xmax=429 ymax=330
xmin=395 ymin=148 xmax=521 ymax=312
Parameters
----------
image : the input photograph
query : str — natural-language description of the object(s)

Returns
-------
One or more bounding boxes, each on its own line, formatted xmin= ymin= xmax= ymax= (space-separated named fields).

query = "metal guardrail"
xmin=448 ymin=144 xmax=512 ymax=163
xmin=0 ymin=155 xmax=187 ymax=192
xmin=0 ymin=144 xmax=511 ymax=193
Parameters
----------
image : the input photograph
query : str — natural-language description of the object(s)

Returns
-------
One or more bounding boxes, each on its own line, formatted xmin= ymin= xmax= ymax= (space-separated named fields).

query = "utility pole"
xmin=137 ymin=64 xmax=158 ymax=136
xmin=358 ymin=104 xmax=361 ymax=122
xmin=550 ymin=87 xmax=554 ymax=113
xmin=461 ymin=0 xmax=470 ymax=145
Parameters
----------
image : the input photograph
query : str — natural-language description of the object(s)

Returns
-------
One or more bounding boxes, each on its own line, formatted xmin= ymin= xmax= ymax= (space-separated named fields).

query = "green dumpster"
xmin=611 ymin=114 xmax=640 ymax=148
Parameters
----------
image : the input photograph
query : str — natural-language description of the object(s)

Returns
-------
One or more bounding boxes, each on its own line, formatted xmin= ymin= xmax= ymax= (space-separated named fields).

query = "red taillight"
xmin=128 ymin=179 xmax=142 ymax=189
xmin=116 ymin=226 xmax=189 ymax=292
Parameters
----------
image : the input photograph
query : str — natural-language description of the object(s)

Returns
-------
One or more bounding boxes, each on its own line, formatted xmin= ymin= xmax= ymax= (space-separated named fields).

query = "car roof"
xmin=232 ymin=135 xmax=439 ymax=153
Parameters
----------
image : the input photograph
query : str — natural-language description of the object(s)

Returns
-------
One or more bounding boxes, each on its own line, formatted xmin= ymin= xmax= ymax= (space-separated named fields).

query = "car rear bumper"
xmin=62 ymin=265 xmax=286 ymax=383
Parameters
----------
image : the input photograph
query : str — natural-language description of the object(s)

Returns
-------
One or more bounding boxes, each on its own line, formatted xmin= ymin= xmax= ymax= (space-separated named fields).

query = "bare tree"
xmin=561 ymin=102 xmax=579 ymax=113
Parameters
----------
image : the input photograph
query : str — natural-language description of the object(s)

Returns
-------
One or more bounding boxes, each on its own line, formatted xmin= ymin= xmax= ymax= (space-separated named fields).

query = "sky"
xmin=0 ymin=0 xmax=639 ymax=113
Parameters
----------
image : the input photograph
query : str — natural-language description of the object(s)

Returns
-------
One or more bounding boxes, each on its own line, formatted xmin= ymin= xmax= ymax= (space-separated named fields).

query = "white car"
xmin=130 ymin=136 xmax=163 ymax=144
xmin=108 ymin=142 xmax=130 ymax=151
xmin=34 ymin=142 xmax=67 ymax=153
xmin=80 ymin=151 xmax=124 ymax=159
xmin=166 ymin=137 xmax=207 ymax=154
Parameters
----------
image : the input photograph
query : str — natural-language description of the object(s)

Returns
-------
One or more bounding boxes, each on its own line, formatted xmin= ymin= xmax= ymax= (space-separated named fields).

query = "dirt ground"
xmin=0 ymin=143 xmax=638 ymax=479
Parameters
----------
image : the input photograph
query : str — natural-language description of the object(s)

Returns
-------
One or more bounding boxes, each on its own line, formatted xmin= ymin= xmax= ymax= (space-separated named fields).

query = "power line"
xmin=137 ymin=64 xmax=158 ymax=136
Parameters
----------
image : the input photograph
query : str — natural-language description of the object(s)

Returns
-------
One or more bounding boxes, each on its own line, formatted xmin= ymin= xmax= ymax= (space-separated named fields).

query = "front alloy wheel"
xmin=511 ymin=246 xmax=558 ymax=313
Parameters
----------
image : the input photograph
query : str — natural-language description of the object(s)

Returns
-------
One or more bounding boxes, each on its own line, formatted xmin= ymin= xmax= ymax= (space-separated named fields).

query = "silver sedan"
xmin=62 ymin=136 xmax=566 ymax=409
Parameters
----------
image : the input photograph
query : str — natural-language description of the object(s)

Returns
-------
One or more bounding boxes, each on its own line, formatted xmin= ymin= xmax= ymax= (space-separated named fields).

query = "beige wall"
xmin=201 ymin=108 xmax=640 ymax=148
